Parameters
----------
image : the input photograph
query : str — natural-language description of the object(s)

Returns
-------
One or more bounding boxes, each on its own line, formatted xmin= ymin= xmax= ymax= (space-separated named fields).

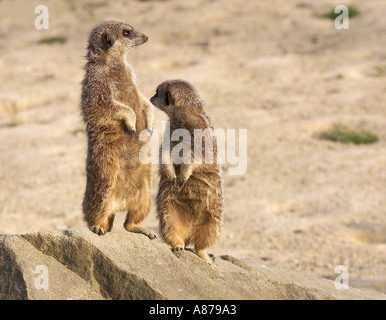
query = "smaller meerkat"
xmin=150 ymin=80 xmax=224 ymax=264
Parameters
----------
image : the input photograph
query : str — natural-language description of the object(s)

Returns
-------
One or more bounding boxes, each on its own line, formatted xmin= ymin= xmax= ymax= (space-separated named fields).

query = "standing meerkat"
xmin=81 ymin=21 xmax=155 ymax=238
xmin=150 ymin=80 xmax=224 ymax=264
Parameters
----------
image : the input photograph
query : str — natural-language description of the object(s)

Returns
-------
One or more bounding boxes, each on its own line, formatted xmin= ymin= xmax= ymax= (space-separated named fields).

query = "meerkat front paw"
xmin=143 ymin=100 xmax=154 ymax=136
xmin=178 ymin=177 xmax=189 ymax=187
xmin=178 ymin=164 xmax=192 ymax=187
xmin=124 ymin=118 xmax=137 ymax=135
xmin=166 ymin=173 xmax=177 ymax=185
xmin=146 ymin=128 xmax=154 ymax=136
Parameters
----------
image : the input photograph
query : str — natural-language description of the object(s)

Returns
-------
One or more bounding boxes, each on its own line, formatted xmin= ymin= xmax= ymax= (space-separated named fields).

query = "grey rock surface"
xmin=0 ymin=230 xmax=385 ymax=300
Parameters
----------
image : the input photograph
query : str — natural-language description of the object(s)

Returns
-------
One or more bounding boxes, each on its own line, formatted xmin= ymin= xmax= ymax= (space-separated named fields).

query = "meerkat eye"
xmin=123 ymin=29 xmax=133 ymax=37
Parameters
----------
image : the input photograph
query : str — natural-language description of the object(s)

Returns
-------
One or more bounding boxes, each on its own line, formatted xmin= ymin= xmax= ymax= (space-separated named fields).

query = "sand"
xmin=0 ymin=0 xmax=385 ymax=293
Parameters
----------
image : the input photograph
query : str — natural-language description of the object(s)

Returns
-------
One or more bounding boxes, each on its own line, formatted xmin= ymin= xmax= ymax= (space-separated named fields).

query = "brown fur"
xmin=80 ymin=21 xmax=155 ymax=238
xmin=150 ymin=80 xmax=224 ymax=263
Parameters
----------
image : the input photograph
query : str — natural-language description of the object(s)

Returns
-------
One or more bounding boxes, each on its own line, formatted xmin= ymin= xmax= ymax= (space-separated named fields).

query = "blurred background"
xmin=0 ymin=0 xmax=385 ymax=293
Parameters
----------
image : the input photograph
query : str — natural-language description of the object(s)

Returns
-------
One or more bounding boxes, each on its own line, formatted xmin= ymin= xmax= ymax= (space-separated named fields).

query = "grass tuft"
xmin=318 ymin=5 xmax=360 ymax=20
xmin=72 ymin=127 xmax=86 ymax=135
xmin=38 ymin=36 xmax=67 ymax=45
xmin=320 ymin=124 xmax=378 ymax=145
xmin=374 ymin=66 xmax=386 ymax=77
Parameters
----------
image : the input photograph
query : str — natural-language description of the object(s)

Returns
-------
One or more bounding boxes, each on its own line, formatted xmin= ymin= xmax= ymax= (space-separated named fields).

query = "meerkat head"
xmin=150 ymin=80 xmax=203 ymax=117
xmin=86 ymin=21 xmax=148 ymax=62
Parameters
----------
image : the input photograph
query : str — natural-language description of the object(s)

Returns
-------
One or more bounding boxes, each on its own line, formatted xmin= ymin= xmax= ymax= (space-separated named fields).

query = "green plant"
xmin=72 ymin=127 xmax=86 ymax=135
xmin=320 ymin=124 xmax=378 ymax=145
xmin=318 ymin=5 xmax=360 ymax=20
xmin=374 ymin=66 xmax=386 ymax=77
xmin=38 ymin=36 xmax=67 ymax=44
xmin=323 ymin=273 xmax=341 ymax=280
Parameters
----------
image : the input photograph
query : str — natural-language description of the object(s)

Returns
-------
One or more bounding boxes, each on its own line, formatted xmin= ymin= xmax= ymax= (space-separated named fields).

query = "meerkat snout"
xmin=150 ymin=85 xmax=173 ymax=111
xmin=125 ymin=29 xmax=148 ymax=46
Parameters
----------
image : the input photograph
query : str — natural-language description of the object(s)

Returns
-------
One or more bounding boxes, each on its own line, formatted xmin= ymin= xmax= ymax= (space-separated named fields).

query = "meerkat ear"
xmin=101 ymin=33 xmax=114 ymax=49
xmin=165 ymin=91 xmax=173 ymax=106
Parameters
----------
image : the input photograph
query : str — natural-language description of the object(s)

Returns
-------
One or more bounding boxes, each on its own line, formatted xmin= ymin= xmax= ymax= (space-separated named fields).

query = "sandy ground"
xmin=0 ymin=0 xmax=385 ymax=294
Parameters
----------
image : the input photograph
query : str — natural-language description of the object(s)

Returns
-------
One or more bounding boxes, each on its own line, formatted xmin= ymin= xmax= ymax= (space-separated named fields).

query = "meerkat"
xmin=80 ymin=21 xmax=156 ymax=238
xmin=150 ymin=80 xmax=224 ymax=264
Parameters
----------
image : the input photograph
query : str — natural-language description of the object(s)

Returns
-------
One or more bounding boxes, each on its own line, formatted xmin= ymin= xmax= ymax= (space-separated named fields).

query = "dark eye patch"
xmin=101 ymin=33 xmax=114 ymax=49
xmin=165 ymin=91 xmax=172 ymax=105
xmin=123 ymin=29 xmax=133 ymax=37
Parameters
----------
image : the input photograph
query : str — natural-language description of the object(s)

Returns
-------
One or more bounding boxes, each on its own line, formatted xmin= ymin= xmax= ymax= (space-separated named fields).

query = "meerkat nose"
xmin=144 ymin=35 xmax=149 ymax=42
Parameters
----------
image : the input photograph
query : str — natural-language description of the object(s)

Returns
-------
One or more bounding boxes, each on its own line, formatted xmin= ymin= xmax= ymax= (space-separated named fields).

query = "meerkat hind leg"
xmin=124 ymin=187 xmax=156 ymax=239
xmin=161 ymin=205 xmax=188 ymax=251
xmin=89 ymin=213 xmax=115 ymax=236
xmin=124 ymin=223 xmax=157 ymax=239
xmin=163 ymin=223 xmax=185 ymax=252
xmin=90 ymin=226 xmax=107 ymax=235
xmin=194 ymin=244 xmax=212 ymax=265
xmin=169 ymin=232 xmax=186 ymax=252
xmin=171 ymin=241 xmax=185 ymax=252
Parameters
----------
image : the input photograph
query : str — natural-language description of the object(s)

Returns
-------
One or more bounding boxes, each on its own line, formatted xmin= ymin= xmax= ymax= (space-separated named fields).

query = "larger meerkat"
xmin=150 ymin=80 xmax=224 ymax=263
xmin=81 ymin=21 xmax=155 ymax=238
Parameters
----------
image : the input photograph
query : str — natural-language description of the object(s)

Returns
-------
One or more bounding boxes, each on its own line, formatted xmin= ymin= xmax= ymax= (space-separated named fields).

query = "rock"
xmin=351 ymin=278 xmax=386 ymax=294
xmin=0 ymin=233 xmax=103 ymax=300
xmin=0 ymin=230 xmax=385 ymax=300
